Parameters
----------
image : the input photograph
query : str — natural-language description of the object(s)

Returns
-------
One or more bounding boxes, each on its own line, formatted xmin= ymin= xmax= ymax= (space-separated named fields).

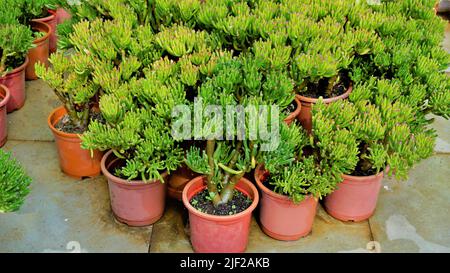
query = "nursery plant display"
xmin=0 ymin=149 xmax=32 ymax=213
xmin=0 ymin=5 xmax=34 ymax=112
xmin=0 ymin=85 xmax=11 ymax=147
xmin=255 ymin=120 xmax=359 ymax=240
xmin=25 ymin=20 xmax=51 ymax=80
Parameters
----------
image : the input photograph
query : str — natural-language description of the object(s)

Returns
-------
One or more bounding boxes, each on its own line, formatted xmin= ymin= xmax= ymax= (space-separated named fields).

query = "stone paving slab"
xmin=370 ymin=155 xmax=450 ymax=253
xmin=149 ymin=199 xmax=373 ymax=253
xmin=430 ymin=115 xmax=450 ymax=154
xmin=0 ymin=141 xmax=152 ymax=253
xmin=7 ymin=80 xmax=60 ymax=142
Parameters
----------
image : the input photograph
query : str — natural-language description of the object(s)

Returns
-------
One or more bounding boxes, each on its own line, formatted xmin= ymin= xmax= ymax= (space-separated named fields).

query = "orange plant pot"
xmin=101 ymin=150 xmax=168 ymax=227
xmin=296 ymin=85 xmax=353 ymax=133
xmin=182 ymin=176 xmax=259 ymax=253
xmin=47 ymin=106 xmax=103 ymax=179
xmin=26 ymin=21 xmax=51 ymax=81
xmin=323 ymin=171 xmax=384 ymax=222
xmin=0 ymin=57 xmax=28 ymax=113
xmin=32 ymin=10 xmax=57 ymax=53
xmin=167 ymin=164 xmax=198 ymax=201
xmin=0 ymin=85 xmax=11 ymax=147
xmin=254 ymin=165 xmax=318 ymax=241
xmin=283 ymin=97 xmax=302 ymax=125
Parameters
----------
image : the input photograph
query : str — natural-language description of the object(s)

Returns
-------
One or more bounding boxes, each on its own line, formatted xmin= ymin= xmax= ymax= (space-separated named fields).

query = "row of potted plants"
xmin=5 ymin=0 xmax=447 ymax=252
xmin=0 ymin=0 xmax=72 ymax=148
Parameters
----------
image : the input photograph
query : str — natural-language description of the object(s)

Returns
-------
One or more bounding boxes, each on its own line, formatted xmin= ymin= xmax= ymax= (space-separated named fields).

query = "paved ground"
xmin=0 ymin=23 xmax=449 ymax=253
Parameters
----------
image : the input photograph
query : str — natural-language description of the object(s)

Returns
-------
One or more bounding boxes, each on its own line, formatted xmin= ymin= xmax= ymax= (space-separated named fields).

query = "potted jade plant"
xmin=312 ymin=80 xmax=435 ymax=221
xmin=255 ymin=121 xmax=359 ymax=240
xmin=35 ymin=17 xmax=153 ymax=178
xmin=0 ymin=149 xmax=32 ymax=213
xmin=181 ymin=55 xmax=295 ymax=252
xmin=80 ymin=65 xmax=187 ymax=226
xmin=0 ymin=3 xmax=34 ymax=112
xmin=0 ymin=23 xmax=33 ymax=112
xmin=19 ymin=0 xmax=58 ymax=53
xmin=0 ymin=85 xmax=11 ymax=147
xmin=7 ymin=0 xmax=54 ymax=80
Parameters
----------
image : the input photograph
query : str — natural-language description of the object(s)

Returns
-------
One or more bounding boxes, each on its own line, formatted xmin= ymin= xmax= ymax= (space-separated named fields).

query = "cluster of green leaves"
xmin=0 ymin=24 xmax=34 ymax=77
xmin=312 ymin=78 xmax=435 ymax=180
xmin=262 ymin=119 xmax=359 ymax=203
xmin=348 ymin=0 xmax=450 ymax=118
xmin=0 ymin=149 xmax=32 ymax=213
xmin=0 ymin=0 xmax=35 ymax=76
xmin=184 ymin=55 xmax=296 ymax=205
xmin=6 ymin=0 xmax=57 ymax=26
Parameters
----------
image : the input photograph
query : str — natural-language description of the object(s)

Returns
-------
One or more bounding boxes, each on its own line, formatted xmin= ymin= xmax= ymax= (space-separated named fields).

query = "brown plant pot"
xmin=254 ymin=164 xmax=318 ymax=241
xmin=101 ymin=150 xmax=168 ymax=227
xmin=56 ymin=8 xmax=72 ymax=24
xmin=0 ymin=85 xmax=11 ymax=147
xmin=323 ymin=171 xmax=384 ymax=222
xmin=26 ymin=21 xmax=51 ymax=81
xmin=182 ymin=176 xmax=259 ymax=253
xmin=283 ymin=97 xmax=302 ymax=125
xmin=167 ymin=164 xmax=198 ymax=201
xmin=0 ymin=57 xmax=28 ymax=113
xmin=32 ymin=10 xmax=57 ymax=53
xmin=47 ymin=106 xmax=103 ymax=178
xmin=296 ymin=85 xmax=353 ymax=133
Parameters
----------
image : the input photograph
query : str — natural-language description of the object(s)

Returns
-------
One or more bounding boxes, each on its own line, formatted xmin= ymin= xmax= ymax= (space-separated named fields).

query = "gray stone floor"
xmin=0 ymin=23 xmax=449 ymax=253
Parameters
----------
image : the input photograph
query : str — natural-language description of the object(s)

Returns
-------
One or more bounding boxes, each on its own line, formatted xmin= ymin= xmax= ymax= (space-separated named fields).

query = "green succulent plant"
xmin=0 ymin=24 xmax=34 ymax=77
xmin=0 ymin=150 xmax=32 ymax=213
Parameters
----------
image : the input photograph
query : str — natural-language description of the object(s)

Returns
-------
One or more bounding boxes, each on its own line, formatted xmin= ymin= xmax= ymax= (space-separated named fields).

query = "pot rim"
xmin=31 ymin=10 xmax=56 ymax=23
xmin=101 ymin=150 xmax=169 ymax=186
xmin=296 ymin=84 xmax=353 ymax=104
xmin=47 ymin=106 xmax=84 ymax=138
xmin=0 ymin=56 xmax=29 ymax=78
xmin=30 ymin=21 xmax=52 ymax=45
xmin=182 ymin=176 xmax=259 ymax=221
xmin=0 ymin=84 xmax=11 ymax=108
xmin=254 ymin=164 xmax=315 ymax=203
xmin=342 ymin=167 xmax=387 ymax=181
xmin=284 ymin=96 xmax=302 ymax=123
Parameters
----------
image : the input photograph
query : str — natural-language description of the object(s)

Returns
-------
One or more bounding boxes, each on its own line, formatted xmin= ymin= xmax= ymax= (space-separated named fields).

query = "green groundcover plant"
xmin=0 ymin=149 xmax=32 ymax=213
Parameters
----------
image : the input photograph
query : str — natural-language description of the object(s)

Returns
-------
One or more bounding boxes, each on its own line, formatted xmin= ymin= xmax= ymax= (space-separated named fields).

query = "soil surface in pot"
xmin=300 ymin=72 xmax=351 ymax=99
xmin=1 ymin=57 xmax=26 ymax=76
xmin=55 ymin=112 xmax=103 ymax=134
xmin=284 ymin=100 xmax=297 ymax=115
xmin=190 ymin=189 xmax=252 ymax=216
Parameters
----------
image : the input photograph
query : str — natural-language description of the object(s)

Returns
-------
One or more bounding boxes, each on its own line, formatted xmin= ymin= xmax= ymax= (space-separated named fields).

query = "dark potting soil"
xmin=55 ymin=111 xmax=104 ymax=134
xmin=350 ymin=166 xmax=380 ymax=177
xmin=284 ymin=100 xmax=297 ymax=116
xmin=190 ymin=189 xmax=253 ymax=216
xmin=301 ymin=72 xmax=351 ymax=99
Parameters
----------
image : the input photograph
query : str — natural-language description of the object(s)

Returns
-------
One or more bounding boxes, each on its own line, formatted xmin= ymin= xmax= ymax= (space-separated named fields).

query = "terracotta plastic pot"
xmin=56 ymin=8 xmax=72 ymax=24
xmin=0 ymin=57 xmax=28 ymax=113
xmin=254 ymin=164 xmax=318 ymax=241
xmin=182 ymin=176 xmax=259 ymax=253
xmin=324 ymin=171 xmax=384 ymax=222
xmin=26 ymin=21 xmax=51 ymax=81
xmin=283 ymin=97 xmax=302 ymax=125
xmin=101 ymin=150 xmax=168 ymax=227
xmin=0 ymin=85 xmax=11 ymax=147
xmin=296 ymin=85 xmax=353 ymax=133
xmin=167 ymin=164 xmax=197 ymax=201
xmin=32 ymin=10 xmax=57 ymax=53
xmin=48 ymin=106 xmax=103 ymax=178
